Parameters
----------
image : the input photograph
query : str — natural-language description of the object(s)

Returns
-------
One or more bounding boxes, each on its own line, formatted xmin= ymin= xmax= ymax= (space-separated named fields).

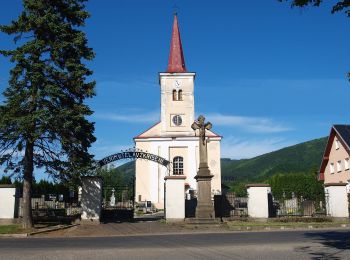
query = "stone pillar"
xmin=325 ymin=183 xmax=349 ymax=218
xmin=0 ymin=185 xmax=18 ymax=219
xmin=81 ymin=176 xmax=103 ymax=223
xmin=247 ymin=184 xmax=271 ymax=218
xmin=164 ymin=175 xmax=186 ymax=221
xmin=195 ymin=171 xmax=214 ymax=219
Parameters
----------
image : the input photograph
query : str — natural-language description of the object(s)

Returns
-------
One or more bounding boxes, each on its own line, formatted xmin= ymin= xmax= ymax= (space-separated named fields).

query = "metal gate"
xmin=101 ymin=184 xmax=135 ymax=221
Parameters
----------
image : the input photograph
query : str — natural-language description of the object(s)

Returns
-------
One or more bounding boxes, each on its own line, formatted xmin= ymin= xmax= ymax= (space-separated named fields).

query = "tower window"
xmin=178 ymin=90 xmax=183 ymax=101
xmin=172 ymin=89 xmax=178 ymax=101
xmin=173 ymin=156 xmax=184 ymax=175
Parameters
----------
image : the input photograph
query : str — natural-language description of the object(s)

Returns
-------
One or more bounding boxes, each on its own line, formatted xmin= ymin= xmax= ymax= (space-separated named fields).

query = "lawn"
xmin=0 ymin=225 xmax=23 ymax=234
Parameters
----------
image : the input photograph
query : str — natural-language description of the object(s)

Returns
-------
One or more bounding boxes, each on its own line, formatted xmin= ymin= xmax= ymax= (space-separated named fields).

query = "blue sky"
xmin=0 ymin=0 xmax=349 ymax=167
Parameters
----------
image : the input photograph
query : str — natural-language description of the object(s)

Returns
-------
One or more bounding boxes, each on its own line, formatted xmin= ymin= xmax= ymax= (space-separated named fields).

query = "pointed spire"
xmin=167 ymin=13 xmax=187 ymax=73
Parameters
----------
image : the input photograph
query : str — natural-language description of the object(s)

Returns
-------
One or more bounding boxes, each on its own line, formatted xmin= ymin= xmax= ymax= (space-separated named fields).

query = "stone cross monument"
xmin=191 ymin=115 xmax=214 ymax=219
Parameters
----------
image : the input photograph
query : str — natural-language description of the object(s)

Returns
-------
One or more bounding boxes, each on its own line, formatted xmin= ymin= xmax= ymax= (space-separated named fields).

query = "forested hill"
xmin=221 ymin=137 xmax=328 ymax=182
xmin=116 ymin=137 xmax=328 ymax=183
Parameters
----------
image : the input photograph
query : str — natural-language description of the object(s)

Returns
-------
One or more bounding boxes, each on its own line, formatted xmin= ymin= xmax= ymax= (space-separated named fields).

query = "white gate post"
xmin=325 ymin=183 xmax=349 ymax=218
xmin=246 ymin=184 xmax=271 ymax=218
xmin=164 ymin=175 xmax=186 ymax=221
xmin=0 ymin=184 xmax=18 ymax=220
xmin=81 ymin=176 xmax=103 ymax=223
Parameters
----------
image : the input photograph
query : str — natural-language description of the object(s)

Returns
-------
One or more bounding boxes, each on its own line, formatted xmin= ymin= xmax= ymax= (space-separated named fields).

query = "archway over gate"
xmin=97 ymin=148 xmax=171 ymax=172
xmin=84 ymin=148 xmax=172 ymax=223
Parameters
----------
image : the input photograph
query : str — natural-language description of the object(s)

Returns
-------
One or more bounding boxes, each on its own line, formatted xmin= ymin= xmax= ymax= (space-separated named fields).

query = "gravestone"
xmin=110 ymin=188 xmax=116 ymax=207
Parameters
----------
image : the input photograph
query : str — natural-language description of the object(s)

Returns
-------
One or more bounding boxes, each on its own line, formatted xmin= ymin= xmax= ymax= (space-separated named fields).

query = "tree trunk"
xmin=22 ymin=140 xmax=34 ymax=229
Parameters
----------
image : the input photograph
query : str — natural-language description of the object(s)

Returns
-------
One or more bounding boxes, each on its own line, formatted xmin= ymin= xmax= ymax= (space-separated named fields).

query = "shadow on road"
xmin=101 ymin=210 xmax=164 ymax=224
xmin=296 ymin=230 xmax=350 ymax=260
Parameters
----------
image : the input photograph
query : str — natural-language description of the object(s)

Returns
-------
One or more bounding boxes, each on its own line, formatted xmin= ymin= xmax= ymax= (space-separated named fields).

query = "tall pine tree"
xmin=0 ymin=0 xmax=96 ymax=228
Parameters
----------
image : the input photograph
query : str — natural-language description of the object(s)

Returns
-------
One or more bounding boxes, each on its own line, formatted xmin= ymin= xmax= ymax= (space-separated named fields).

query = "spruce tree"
xmin=0 ymin=0 xmax=96 ymax=228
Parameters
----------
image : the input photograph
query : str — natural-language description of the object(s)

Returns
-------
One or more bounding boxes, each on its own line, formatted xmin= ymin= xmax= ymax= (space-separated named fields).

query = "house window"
xmin=173 ymin=156 xmax=184 ymax=175
xmin=172 ymin=90 xmax=178 ymax=101
xmin=335 ymin=140 xmax=340 ymax=150
xmin=345 ymin=158 xmax=349 ymax=170
xmin=337 ymin=160 xmax=342 ymax=172
xmin=330 ymin=163 xmax=335 ymax=174
xmin=178 ymin=90 xmax=183 ymax=101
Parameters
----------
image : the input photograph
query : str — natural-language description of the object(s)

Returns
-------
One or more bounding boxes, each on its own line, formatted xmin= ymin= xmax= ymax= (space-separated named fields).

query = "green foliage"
xmin=97 ymin=164 xmax=135 ymax=201
xmin=228 ymin=182 xmax=248 ymax=197
xmin=0 ymin=0 xmax=96 ymax=181
xmin=32 ymin=179 xmax=71 ymax=198
xmin=221 ymin=137 xmax=327 ymax=183
xmin=0 ymin=176 xmax=12 ymax=184
xmin=268 ymin=170 xmax=324 ymax=201
xmin=279 ymin=0 xmax=350 ymax=17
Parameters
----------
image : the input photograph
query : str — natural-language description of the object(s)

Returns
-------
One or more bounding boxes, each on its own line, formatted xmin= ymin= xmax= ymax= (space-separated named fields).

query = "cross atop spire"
xmin=167 ymin=14 xmax=187 ymax=73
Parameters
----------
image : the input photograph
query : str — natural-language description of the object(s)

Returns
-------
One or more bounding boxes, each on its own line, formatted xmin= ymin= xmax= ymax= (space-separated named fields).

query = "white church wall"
xmin=208 ymin=140 xmax=222 ymax=195
xmin=135 ymin=141 xmax=152 ymax=203
xmin=135 ymin=136 xmax=221 ymax=209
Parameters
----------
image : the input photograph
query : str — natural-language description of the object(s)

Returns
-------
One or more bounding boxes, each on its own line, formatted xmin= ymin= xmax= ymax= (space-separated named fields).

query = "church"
xmin=134 ymin=14 xmax=222 ymax=209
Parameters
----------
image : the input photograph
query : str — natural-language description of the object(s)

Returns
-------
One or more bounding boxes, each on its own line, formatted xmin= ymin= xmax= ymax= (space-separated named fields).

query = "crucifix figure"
xmin=191 ymin=115 xmax=214 ymax=219
xmin=191 ymin=115 xmax=212 ymax=172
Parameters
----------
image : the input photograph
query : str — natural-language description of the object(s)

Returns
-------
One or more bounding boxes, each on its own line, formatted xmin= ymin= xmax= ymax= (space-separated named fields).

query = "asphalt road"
xmin=0 ymin=229 xmax=349 ymax=259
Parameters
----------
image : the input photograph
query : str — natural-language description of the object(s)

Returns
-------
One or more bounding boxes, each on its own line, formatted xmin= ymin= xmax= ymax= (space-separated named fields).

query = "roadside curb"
xmin=225 ymin=223 xmax=350 ymax=232
xmin=29 ymin=224 xmax=79 ymax=236
xmin=0 ymin=224 xmax=79 ymax=238
xmin=0 ymin=233 xmax=28 ymax=238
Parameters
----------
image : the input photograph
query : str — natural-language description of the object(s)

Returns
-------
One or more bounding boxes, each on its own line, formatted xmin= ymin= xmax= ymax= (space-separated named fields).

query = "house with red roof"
xmin=319 ymin=125 xmax=350 ymax=192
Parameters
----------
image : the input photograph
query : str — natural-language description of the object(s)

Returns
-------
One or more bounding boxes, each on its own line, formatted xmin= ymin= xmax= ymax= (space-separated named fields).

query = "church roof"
xmin=134 ymin=122 xmax=221 ymax=140
xmin=167 ymin=14 xmax=187 ymax=73
xmin=318 ymin=124 xmax=350 ymax=181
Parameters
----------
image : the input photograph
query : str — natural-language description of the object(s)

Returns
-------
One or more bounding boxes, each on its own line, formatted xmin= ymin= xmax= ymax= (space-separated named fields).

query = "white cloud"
xmin=205 ymin=113 xmax=291 ymax=133
xmin=94 ymin=111 xmax=290 ymax=134
xmin=93 ymin=111 xmax=159 ymax=124
xmin=221 ymin=136 xmax=292 ymax=159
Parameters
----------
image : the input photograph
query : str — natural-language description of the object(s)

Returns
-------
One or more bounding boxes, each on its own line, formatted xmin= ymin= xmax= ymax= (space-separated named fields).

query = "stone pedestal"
xmin=164 ymin=175 xmax=186 ymax=221
xmin=246 ymin=184 xmax=271 ymax=218
xmin=325 ymin=183 xmax=349 ymax=218
xmin=0 ymin=185 xmax=18 ymax=219
xmin=81 ymin=176 xmax=103 ymax=223
xmin=195 ymin=166 xmax=214 ymax=219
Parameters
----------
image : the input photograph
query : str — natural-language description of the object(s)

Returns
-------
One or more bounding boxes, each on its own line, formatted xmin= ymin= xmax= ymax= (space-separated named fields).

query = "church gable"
xmin=134 ymin=122 xmax=161 ymax=139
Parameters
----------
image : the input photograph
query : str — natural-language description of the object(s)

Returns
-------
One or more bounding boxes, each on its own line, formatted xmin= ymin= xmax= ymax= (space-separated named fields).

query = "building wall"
xmin=135 ymin=136 xmax=221 ymax=209
xmin=324 ymin=135 xmax=350 ymax=186
xmin=159 ymin=73 xmax=195 ymax=135
xmin=135 ymin=141 xmax=153 ymax=203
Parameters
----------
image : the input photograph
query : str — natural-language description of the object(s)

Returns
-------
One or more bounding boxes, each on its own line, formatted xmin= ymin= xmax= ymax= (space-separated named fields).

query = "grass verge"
xmin=0 ymin=225 xmax=24 ymax=234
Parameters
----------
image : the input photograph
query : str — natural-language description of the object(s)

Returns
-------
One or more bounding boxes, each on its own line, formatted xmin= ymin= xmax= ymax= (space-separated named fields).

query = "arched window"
xmin=172 ymin=90 xmax=177 ymax=101
xmin=178 ymin=89 xmax=183 ymax=101
xmin=173 ymin=156 xmax=184 ymax=175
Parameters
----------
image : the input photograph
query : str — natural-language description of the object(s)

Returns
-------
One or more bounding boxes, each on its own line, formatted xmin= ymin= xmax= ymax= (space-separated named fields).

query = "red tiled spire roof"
xmin=167 ymin=14 xmax=187 ymax=73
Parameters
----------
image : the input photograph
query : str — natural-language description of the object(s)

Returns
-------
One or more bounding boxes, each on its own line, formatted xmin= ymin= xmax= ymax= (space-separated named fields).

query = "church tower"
xmin=134 ymin=14 xmax=222 ymax=209
xmin=159 ymin=14 xmax=195 ymax=136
